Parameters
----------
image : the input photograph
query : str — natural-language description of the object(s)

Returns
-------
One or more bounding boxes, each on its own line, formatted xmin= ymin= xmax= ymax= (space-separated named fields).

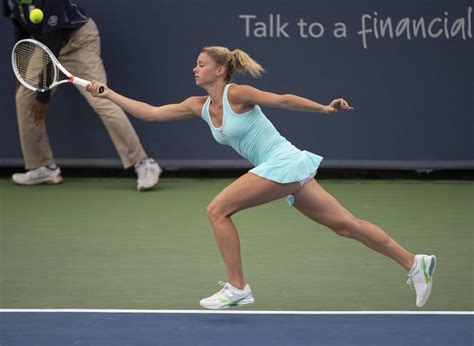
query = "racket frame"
xmin=12 ymin=38 xmax=91 ymax=92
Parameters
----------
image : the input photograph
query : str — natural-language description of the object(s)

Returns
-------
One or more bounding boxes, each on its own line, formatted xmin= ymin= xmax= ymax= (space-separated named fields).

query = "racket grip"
xmin=98 ymin=86 xmax=105 ymax=94
xmin=72 ymin=76 xmax=91 ymax=88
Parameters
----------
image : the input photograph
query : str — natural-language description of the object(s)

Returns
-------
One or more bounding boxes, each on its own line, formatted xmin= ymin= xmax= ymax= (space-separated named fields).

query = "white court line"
xmin=0 ymin=309 xmax=472 ymax=315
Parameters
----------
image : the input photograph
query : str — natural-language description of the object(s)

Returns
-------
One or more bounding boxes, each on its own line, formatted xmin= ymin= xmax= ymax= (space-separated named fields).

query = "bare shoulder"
xmin=183 ymin=95 xmax=208 ymax=106
xmin=182 ymin=96 xmax=208 ymax=116
xmin=228 ymin=84 xmax=284 ymax=108
xmin=227 ymin=84 xmax=258 ymax=104
xmin=228 ymin=84 xmax=255 ymax=96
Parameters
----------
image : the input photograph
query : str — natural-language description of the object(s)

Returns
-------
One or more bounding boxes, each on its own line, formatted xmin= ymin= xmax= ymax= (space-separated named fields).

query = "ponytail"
xmin=231 ymin=49 xmax=264 ymax=80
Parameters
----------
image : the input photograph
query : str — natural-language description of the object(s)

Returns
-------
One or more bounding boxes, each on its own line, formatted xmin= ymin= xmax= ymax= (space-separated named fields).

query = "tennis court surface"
xmin=1 ymin=178 xmax=472 ymax=345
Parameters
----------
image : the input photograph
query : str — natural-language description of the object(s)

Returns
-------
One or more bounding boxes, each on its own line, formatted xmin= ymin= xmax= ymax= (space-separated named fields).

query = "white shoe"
xmin=135 ymin=158 xmax=161 ymax=192
xmin=407 ymin=254 xmax=437 ymax=307
xmin=200 ymin=281 xmax=255 ymax=310
xmin=12 ymin=165 xmax=63 ymax=185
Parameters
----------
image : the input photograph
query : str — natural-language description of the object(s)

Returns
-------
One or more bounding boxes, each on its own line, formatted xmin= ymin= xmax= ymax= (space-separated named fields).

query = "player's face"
xmin=193 ymin=53 xmax=220 ymax=86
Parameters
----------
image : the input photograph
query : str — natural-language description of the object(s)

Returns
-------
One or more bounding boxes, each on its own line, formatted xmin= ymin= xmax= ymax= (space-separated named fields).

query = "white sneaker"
xmin=135 ymin=158 xmax=161 ymax=192
xmin=407 ymin=254 xmax=437 ymax=307
xmin=12 ymin=165 xmax=63 ymax=185
xmin=200 ymin=281 xmax=255 ymax=310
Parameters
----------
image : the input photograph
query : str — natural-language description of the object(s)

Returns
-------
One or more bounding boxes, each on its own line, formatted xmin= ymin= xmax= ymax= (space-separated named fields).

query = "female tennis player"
xmin=87 ymin=46 xmax=436 ymax=309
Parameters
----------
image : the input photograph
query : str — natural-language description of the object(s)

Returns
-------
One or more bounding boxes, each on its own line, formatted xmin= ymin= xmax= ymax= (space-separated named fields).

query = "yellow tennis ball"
xmin=29 ymin=8 xmax=44 ymax=24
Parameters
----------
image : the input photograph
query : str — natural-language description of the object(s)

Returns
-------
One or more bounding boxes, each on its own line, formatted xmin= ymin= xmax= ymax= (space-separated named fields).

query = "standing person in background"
xmin=86 ymin=46 xmax=436 ymax=309
xmin=3 ymin=0 xmax=161 ymax=191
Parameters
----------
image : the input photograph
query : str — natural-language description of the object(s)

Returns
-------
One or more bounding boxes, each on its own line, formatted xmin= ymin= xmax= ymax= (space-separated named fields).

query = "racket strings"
xmin=14 ymin=41 xmax=57 ymax=91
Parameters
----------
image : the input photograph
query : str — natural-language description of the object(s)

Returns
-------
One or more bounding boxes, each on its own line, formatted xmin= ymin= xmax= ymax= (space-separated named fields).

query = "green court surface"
xmin=0 ymin=178 xmax=472 ymax=311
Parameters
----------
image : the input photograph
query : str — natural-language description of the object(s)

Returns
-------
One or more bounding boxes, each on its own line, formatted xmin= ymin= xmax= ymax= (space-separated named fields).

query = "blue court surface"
xmin=0 ymin=310 xmax=472 ymax=346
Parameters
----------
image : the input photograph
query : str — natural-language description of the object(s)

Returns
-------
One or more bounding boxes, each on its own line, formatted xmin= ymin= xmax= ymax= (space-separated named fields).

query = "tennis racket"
xmin=11 ymin=38 xmax=103 ymax=93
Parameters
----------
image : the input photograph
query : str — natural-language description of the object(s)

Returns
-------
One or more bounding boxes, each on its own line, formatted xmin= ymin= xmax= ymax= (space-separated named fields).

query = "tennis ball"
xmin=29 ymin=8 xmax=44 ymax=24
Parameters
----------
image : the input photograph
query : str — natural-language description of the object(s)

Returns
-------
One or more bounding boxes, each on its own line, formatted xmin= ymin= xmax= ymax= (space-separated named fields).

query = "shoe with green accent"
xmin=200 ymin=281 xmax=255 ymax=310
xmin=407 ymin=254 xmax=437 ymax=307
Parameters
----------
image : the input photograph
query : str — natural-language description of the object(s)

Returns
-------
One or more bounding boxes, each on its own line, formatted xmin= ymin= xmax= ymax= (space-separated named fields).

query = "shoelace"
xmin=216 ymin=281 xmax=229 ymax=292
xmin=406 ymin=273 xmax=414 ymax=290
xmin=28 ymin=167 xmax=50 ymax=178
xmin=211 ymin=281 xmax=233 ymax=299
xmin=136 ymin=160 xmax=157 ymax=175
xmin=135 ymin=161 xmax=149 ymax=174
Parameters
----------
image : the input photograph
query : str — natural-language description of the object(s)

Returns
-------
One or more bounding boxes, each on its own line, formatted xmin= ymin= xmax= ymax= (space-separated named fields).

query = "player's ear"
xmin=216 ymin=65 xmax=225 ymax=77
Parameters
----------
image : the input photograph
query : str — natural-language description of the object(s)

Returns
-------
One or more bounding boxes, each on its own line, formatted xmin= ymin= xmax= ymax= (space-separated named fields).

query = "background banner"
xmin=1 ymin=0 xmax=472 ymax=169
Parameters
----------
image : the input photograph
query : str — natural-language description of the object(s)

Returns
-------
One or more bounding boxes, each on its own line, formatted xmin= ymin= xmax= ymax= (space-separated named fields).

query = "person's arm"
xmin=87 ymin=81 xmax=200 ymax=122
xmin=3 ymin=0 xmax=29 ymax=41
xmin=229 ymin=85 xmax=353 ymax=114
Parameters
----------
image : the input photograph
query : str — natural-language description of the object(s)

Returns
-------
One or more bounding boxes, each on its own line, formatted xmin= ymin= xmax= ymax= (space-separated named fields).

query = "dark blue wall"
xmin=1 ymin=0 xmax=473 ymax=169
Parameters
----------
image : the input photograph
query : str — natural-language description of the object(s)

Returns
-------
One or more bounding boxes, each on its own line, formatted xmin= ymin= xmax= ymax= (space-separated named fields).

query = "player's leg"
xmin=292 ymin=179 xmax=414 ymax=270
xmin=207 ymin=173 xmax=301 ymax=288
xmin=292 ymin=179 xmax=436 ymax=307
xmin=201 ymin=173 xmax=301 ymax=309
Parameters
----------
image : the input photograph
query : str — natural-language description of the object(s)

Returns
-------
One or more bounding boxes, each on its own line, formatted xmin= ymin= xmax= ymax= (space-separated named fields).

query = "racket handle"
xmin=72 ymin=76 xmax=104 ymax=94
xmin=71 ymin=76 xmax=91 ymax=88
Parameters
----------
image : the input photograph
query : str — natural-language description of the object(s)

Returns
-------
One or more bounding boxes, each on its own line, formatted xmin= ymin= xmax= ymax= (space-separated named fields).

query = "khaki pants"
xmin=15 ymin=19 xmax=147 ymax=169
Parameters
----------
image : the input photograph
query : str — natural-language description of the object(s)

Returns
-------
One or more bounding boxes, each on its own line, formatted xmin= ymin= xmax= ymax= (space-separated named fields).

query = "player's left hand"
xmin=29 ymin=100 xmax=49 ymax=127
xmin=326 ymin=98 xmax=354 ymax=113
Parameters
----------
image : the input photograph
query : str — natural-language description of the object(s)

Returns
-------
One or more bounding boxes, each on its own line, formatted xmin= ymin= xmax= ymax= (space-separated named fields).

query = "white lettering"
xmin=240 ymin=8 xmax=473 ymax=47
xmin=333 ymin=22 xmax=347 ymax=38
xmin=428 ymin=18 xmax=443 ymax=38
xmin=297 ymin=19 xmax=309 ymax=38
xmin=450 ymin=19 xmax=466 ymax=40
xmin=444 ymin=12 xmax=450 ymax=39
xmin=412 ymin=18 xmax=427 ymax=38
xmin=276 ymin=14 xmax=290 ymax=37
xmin=396 ymin=18 xmax=411 ymax=40
xmin=254 ymin=22 xmax=267 ymax=38
xmin=239 ymin=14 xmax=289 ymax=38
xmin=239 ymin=15 xmax=256 ymax=37
xmin=379 ymin=17 xmax=394 ymax=38
xmin=358 ymin=14 xmax=373 ymax=49
xmin=308 ymin=22 xmax=324 ymax=38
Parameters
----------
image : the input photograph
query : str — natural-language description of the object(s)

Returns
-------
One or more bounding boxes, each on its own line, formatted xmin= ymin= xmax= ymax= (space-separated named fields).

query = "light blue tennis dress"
xmin=201 ymin=84 xmax=323 ymax=204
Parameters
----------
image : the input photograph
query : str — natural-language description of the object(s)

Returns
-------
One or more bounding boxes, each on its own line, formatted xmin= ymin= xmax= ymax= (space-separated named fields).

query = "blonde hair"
xmin=201 ymin=46 xmax=264 ymax=82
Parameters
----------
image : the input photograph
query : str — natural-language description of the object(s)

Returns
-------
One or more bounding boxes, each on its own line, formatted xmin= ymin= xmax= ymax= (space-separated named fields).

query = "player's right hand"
xmin=87 ymin=80 xmax=108 ymax=97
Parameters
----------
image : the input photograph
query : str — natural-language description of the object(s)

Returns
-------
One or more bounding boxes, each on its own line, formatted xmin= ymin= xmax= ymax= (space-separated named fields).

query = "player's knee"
xmin=206 ymin=202 xmax=225 ymax=225
xmin=332 ymin=216 xmax=361 ymax=238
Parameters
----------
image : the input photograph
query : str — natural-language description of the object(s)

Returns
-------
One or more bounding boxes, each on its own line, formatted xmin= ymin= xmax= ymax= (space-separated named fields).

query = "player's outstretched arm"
xmin=87 ymin=81 xmax=199 ymax=122
xmin=229 ymin=85 xmax=353 ymax=114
